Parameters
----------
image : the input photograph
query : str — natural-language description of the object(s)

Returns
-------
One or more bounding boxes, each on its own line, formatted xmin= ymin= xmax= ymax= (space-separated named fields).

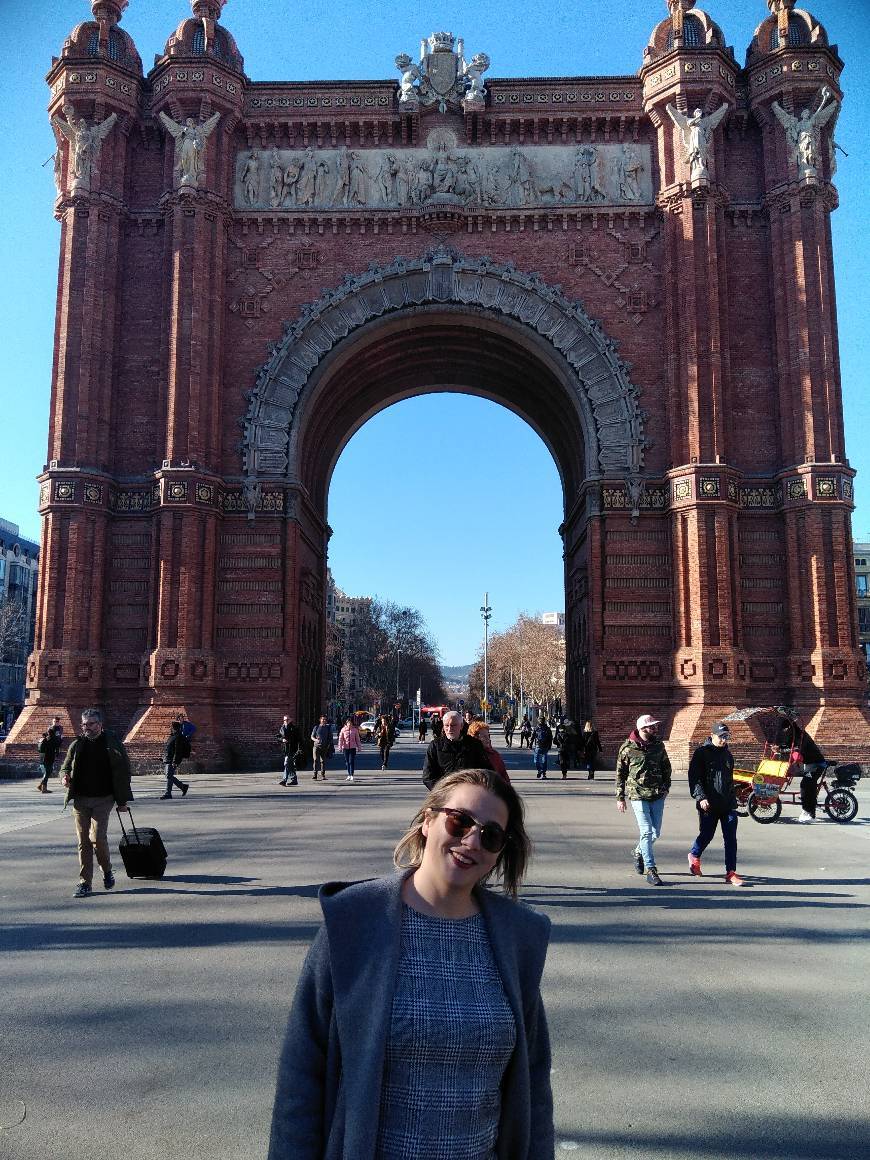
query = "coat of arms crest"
xmin=395 ymin=32 xmax=490 ymax=113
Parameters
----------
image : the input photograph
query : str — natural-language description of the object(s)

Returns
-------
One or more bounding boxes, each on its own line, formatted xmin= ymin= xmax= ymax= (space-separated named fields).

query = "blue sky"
xmin=1 ymin=1 xmax=868 ymax=665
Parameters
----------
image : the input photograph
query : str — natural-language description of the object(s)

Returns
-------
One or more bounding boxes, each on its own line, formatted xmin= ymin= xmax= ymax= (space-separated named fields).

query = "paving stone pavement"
xmin=1 ymin=734 xmax=868 ymax=1159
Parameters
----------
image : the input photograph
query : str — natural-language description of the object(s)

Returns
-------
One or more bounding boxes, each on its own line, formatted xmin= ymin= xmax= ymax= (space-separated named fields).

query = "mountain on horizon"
xmin=441 ymin=664 xmax=472 ymax=681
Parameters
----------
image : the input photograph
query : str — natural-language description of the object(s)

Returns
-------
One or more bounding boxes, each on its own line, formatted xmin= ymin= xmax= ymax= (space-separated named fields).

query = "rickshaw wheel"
xmin=823 ymin=788 xmax=858 ymax=823
xmin=748 ymin=794 xmax=782 ymax=824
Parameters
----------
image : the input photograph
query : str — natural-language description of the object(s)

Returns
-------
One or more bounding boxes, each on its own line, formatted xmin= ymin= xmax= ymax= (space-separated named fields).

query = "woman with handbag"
xmin=376 ymin=714 xmax=396 ymax=770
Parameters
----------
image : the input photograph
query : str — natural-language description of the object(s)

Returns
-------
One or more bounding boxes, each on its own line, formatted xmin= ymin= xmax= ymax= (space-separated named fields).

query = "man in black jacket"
xmin=278 ymin=714 xmax=300 ymax=786
xmin=777 ymin=714 xmax=826 ymax=822
xmin=687 ymin=723 xmax=744 ymax=886
xmin=60 ymin=708 xmax=132 ymax=898
xmin=422 ymin=710 xmax=488 ymax=790
xmin=161 ymin=721 xmax=191 ymax=800
xmin=36 ymin=717 xmax=64 ymax=793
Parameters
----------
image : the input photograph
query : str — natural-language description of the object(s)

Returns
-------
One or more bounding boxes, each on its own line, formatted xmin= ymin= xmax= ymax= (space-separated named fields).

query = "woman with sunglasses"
xmin=268 ymin=767 xmax=553 ymax=1160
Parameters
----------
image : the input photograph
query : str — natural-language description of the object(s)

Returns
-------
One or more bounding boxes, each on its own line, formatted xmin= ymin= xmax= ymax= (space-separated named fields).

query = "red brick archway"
xmin=3 ymin=4 xmax=868 ymax=773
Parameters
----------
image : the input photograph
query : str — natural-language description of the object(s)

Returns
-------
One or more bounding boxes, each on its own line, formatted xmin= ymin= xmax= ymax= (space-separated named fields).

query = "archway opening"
xmin=326 ymin=392 xmax=567 ymax=722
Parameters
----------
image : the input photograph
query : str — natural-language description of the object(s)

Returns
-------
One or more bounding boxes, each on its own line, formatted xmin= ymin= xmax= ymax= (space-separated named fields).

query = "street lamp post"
xmin=480 ymin=592 xmax=492 ymax=724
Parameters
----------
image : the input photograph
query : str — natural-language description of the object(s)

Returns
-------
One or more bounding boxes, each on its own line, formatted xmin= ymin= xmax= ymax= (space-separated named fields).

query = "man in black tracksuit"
xmin=687 ymin=722 xmax=744 ymax=886
xmin=422 ymin=710 xmax=488 ymax=790
xmin=278 ymin=715 xmax=300 ymax=786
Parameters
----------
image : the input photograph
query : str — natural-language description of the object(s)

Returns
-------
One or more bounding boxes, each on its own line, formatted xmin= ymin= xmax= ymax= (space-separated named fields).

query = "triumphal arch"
xmin=6 ymin=0 xmax=866 ymax=768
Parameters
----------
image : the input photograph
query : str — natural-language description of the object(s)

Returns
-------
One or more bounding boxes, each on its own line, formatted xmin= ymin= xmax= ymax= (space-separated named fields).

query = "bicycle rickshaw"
xmin=722 ymin=706 xmax=861 ymax=824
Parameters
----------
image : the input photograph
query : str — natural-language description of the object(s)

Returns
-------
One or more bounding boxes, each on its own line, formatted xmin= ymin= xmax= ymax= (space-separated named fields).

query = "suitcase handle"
xmin=116 ymin=806 xmax=143 ymax=844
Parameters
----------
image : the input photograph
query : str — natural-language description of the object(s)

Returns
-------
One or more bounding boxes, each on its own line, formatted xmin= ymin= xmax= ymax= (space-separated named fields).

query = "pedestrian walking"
xmin=36 ymin=717 xmax=64 ymax=792
xmin=518 ymin=714 xmax=532 ymax=749
xmin=59 ymin=708 xmax=132 ymax=899
xmin=267 ymin=767 xmax=554 ymax=1160
xmin=461 ymin=708 xmax=475 ymax=736
xmin=277 ymin=714 xmax=300 ymax=785
xmin=777 ymin=713 xmax=826 ymax=823
xmin=417 ymin=716 xmax=428 ymax=742
xmin=503 ymin=712 xmax=515 ymax=748
xmin=422 ymin=710 xmax=489 ymax=790
xmin=376 ymin=714 xmax=396 ymax=769
xmin=310 ymin=716 xmax=333 ymax=780
xmin=468 ymin=719 xmax=510 ymax=784
xmin=531 ymin=716 xmax=553 ymax=779
xmin=580 ymin=719 xmax=602 ymax=779
xmin=160 ymin=721 xmax=191 ymax=799
xmin=688 ymin=723 xmax=744 ymax=886
xmin=615 ymin=713 xmax=671 ymax=886
xmin=554 ymin=717 xmax=578 ymax=779
xmin=430 ymin=712 xmax=443 ymax=739
xmin=338 ymin=716 xmax=361 ymax=782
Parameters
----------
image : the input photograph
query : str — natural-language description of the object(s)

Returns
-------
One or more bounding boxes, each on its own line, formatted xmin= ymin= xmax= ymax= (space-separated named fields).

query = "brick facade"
xmin=3 ymin=0 xmax=867 ymax=772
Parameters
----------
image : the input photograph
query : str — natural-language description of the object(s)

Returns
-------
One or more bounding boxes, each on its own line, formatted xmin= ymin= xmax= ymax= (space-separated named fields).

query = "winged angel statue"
xmin=51 ymin=104 xmax=117 ymax=194
xmin=158 ymin=111 xmax=221 ymax=187
xmin=665 ymin=102 xmax=729 ymax=183
xmin=771 ymin=87 xmax=839 ymax=181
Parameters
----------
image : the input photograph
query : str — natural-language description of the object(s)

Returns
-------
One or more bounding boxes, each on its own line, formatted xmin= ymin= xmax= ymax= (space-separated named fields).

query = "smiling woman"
xmin=268 ymin=768 xmax=554 ymax=1160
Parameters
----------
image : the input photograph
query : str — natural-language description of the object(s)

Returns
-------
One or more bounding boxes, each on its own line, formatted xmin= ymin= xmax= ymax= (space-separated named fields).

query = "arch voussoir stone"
xmin=243 ymin=247 xmax=647 ymax=479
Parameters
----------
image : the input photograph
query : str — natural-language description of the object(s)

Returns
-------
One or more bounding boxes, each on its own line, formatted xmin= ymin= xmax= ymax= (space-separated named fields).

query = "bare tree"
xmin=469 ymin=612 xmax=565 ymax=716
xmin=0 ymin=597 xmax=27 ymax=664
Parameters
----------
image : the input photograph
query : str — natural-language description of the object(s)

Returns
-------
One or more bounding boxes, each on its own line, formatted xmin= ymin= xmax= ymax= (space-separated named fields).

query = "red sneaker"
xmin=725 ymin=872 xmax=745 ymax=887
xmin=688 ymin=853 xmax=702 ymax=876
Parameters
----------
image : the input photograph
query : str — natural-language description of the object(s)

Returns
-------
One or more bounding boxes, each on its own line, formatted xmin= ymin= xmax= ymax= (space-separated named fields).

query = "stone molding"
xmin=243 ymin=248 xmax=648 ymax=480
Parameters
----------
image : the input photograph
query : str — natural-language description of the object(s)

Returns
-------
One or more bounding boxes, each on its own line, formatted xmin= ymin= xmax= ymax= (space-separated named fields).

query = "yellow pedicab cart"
xmin=723 ymin=706 xmax=860 ymax=824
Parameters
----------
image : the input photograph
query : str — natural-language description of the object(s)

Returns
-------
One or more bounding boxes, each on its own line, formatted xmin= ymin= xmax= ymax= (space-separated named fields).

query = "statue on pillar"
xmin=51 ymin=103 xmax=118 ymax=194
xmin=159 ymin=110 xmax=221 ymax=188
xmin=665 ymin=102 xmax=729 ymax=183
xmin=771 ymin=87 xmax=840 ymax=182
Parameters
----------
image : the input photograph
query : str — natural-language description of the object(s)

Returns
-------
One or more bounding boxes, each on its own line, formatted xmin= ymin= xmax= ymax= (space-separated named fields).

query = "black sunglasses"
xmin=428 ymin=807 xmax=508 ymax=854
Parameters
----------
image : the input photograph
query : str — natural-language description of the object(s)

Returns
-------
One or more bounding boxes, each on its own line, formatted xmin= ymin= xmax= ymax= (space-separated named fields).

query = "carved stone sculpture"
xmin=268 ymin=147 xmax=283 ymax=208
xmin=462 ymin=53 xmax=490 ymax=103
xmin=665 ymin=102 xmax=729 ymax=183
xmin=395 ymin=31 xmax=490 ymax=113
xmin=241 ymin=150 xmax=260 ymax=207
xmin=158 ymin=110 xmax=221 ymax=188
xmin=233 ymin=143 xmax=654 ymax=212
xmin=394 ymin=54 xmax=421 ymax=106
xmin=771 ymin=86 xmax=840 ymax=181
xmin=51 ymin=103 xmax=117 ymax=194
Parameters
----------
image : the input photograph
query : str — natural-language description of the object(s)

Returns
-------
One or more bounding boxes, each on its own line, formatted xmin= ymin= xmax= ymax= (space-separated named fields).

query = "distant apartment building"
xmin=0 ymin=519 xmax=40 ymax=731
xmin=325 ymin=570 xmax=372 ymax=714
xmin=541 ymin=611 xmax=565 ymax=632
xmin=854 ymin=543 xmax=870 ymax=665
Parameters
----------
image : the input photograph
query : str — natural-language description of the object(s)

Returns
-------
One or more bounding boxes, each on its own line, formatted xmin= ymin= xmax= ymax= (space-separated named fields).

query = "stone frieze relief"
xmin=234 ymin=134 xmax=653 ymax=213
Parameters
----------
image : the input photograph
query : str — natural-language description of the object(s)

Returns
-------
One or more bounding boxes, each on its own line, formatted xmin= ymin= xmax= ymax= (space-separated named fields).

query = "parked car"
xmin=358 ymin=719 xmax=379 ymax=742
xmin=398 ymin=717 xmax=414 ymax=730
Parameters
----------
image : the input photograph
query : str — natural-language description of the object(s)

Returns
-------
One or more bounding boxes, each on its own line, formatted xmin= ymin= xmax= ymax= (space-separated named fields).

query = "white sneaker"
xmin=797 ymin=810 xmax=815 ymax=823
xmin=345 ymin=775 xmax=354 ymax=782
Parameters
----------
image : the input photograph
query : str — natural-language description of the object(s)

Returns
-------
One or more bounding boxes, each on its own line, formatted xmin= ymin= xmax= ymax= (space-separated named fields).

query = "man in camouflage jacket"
xmin=616 ymin=713 xmax=671 ymax=886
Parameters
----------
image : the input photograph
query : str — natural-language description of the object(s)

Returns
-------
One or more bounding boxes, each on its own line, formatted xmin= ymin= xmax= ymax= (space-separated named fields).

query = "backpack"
xmin=175 ymin=733 xmax=192 ymax=760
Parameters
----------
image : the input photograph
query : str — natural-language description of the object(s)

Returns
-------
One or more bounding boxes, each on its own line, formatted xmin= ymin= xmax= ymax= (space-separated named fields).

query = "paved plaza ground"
xmin=1 ymin=733 xmax=868 ymax=1160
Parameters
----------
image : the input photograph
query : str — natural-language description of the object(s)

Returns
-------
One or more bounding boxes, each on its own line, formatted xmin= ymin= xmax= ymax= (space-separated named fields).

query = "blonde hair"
xmin=393 ymin=768 xmax=531 ymax=898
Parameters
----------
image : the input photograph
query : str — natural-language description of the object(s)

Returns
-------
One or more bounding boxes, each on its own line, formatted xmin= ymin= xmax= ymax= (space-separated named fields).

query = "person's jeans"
xmin=380 ymin=746 xmax=391 ymax=769
xmin=800 ymin=763 xmax=825 ymax=816
xmin=691 ymin=809 xmax=738 ymax=873
xmin=534 ymin=749 xmax=548 ymax=777
xmin=282 ymin=752 xmax=297 ymax=782
xmin=344 ymin=748 xmax=356 ymax=776
xmin=630 ymin=796 xmax=666 ymax=870
xmin=164 ymin=762 xmax=185 ymax=795
xmin=72 ymin=795 xmax=115 ymax=885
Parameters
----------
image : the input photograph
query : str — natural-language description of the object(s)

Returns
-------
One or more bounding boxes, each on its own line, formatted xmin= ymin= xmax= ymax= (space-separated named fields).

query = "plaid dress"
xmin=375 ymin=905 xmax=517 ymax=1159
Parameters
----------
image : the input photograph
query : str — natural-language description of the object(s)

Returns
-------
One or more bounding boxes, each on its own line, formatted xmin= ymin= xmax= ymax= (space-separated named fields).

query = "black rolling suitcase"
xmin=117 ymin=807 xmax=167 ymax=879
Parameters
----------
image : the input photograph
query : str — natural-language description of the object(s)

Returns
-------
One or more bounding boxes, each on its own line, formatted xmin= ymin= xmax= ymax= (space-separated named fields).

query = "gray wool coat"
xmin=267 ymin=872 xmax=554 ymax=1160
